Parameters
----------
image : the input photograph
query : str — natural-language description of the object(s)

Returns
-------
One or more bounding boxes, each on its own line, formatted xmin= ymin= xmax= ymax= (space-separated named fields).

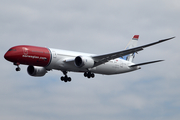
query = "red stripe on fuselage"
xmin=4 ymin=45 xmax=51 ymax=67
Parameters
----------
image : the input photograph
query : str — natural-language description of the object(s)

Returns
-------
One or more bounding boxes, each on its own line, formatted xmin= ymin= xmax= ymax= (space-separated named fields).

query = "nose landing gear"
xmin=14 ymin=62 xmax=21 ymax=71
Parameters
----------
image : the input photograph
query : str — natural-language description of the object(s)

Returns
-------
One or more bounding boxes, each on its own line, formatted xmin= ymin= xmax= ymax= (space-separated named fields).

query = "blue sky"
xmin=0 ymin=0 xmax=180 ymax=120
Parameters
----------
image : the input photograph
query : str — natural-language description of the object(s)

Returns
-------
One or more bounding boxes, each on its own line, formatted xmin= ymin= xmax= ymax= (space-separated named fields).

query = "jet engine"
xmin=27 ymin=65 xmax=47 ymax=77
xmin=74 ymin=56 xmax=94 ymax=68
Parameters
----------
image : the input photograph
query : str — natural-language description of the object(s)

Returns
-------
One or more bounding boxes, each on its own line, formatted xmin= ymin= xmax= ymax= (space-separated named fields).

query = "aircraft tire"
xmin=68 ymin=77 xmax=71 ymax=82
xmin=91 ymin=73 xmax=95 ymax=78
xmin=84 ymin=72 xmax=87 ymax=77
xmin=61 ymin=76 xmax=64 ymax=81
xmin=16 ymin=67 xmax=21 ymax=71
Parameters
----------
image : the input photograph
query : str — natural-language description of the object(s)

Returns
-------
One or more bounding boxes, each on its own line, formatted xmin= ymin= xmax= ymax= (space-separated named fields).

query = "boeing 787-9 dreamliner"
xmin=4 ymin=35 xmax=175 ymax=82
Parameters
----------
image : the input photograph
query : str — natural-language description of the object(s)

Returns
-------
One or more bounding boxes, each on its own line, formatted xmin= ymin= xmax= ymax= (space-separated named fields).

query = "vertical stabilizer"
xmin=122 ymin=35 xmax=139 ymax=62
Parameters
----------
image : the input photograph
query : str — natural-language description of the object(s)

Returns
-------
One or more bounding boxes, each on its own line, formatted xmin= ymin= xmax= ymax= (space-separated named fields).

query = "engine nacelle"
xmin=27 ymin=65 xmax=47 ymax=77
xmin=74 ymin=56 xmax=94 ymax=68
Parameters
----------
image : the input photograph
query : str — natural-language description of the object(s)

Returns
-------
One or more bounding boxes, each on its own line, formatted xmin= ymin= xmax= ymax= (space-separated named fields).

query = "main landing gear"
xmin=84 ymin=71 xmax=95 ymax=78
xmin=14 ymin=62 xmax=21 ymax=71
xmin=60 ymin=71 xmax=71 ymax=82
xmin=60 ymin=71 xmax=95 ymax=83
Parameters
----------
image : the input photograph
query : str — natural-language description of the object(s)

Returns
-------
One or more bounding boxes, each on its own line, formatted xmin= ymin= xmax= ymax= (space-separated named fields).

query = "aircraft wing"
xmin=92 ymin=37 xmax=175 ymax=67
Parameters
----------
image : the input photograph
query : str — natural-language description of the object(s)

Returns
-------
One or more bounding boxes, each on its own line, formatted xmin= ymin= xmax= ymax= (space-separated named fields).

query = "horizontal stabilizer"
xmin=129 ymin=60 xmax=164 ymax=67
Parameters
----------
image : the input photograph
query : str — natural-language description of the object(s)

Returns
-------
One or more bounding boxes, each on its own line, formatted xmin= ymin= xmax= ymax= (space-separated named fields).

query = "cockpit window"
xmin=8 ymin=49 xmax=16 ymax=51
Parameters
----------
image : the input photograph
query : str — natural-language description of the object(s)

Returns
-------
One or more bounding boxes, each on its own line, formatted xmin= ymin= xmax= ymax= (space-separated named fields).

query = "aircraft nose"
xmin=4 ymin=51 xmax=11 ymax=61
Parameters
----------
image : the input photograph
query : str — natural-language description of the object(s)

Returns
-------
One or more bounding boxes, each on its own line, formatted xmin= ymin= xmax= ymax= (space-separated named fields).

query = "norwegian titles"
xmin=22 ymin=55 xmax=47 ymax=60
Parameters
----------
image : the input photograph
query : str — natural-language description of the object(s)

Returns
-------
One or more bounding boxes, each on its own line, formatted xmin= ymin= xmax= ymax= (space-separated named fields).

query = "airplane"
xmin=4 ymin=35 xmax=175 ymax=82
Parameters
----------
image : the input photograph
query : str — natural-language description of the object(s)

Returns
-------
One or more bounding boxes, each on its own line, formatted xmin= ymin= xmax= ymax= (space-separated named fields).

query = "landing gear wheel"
xmin=16 ymin=67 xmax=21 ymax=71
xmin=87 ymin=75 xmax=91 ymax=79
xmin=64 ymin=79 xmax=67 ymax=82
xmin=91 ymin=73 xmax=95 ymax=78
xmin=68 ymin=77 xmax=71 ymax=82
xmin=84 ymin=72 xmax=88 ymax=77
xmin=61 ymin=76 xmax=64 ymax=81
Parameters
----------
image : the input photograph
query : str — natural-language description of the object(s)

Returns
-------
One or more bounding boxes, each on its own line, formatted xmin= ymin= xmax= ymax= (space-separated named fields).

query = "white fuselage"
xmin=46 ymin=48 xmax=140 ymax=75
